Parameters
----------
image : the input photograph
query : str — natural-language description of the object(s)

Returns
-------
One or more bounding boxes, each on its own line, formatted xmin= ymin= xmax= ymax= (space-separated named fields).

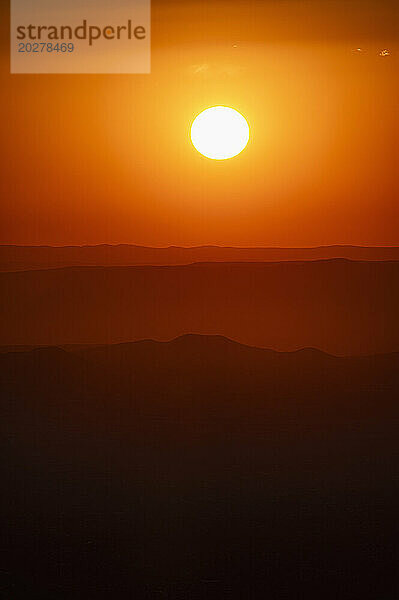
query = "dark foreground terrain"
xmin=1 ymin=335 xmax=398 ymax=598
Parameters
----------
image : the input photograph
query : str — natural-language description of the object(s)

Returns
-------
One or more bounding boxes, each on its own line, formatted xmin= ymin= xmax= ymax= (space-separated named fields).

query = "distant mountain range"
xmin=1 ymin=259 xmax=398 ymax=354
xmin=1 ymin=244 xmax=399 ymax=271
xmin=2 ymin=334 xmax=399 ymax=422
xmin=1 ymin=334 xmax=398 ymax=598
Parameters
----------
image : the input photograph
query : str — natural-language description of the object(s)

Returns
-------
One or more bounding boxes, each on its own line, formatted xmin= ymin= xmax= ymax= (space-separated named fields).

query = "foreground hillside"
xmin=1 ymin=336 xmax=398 ymax=598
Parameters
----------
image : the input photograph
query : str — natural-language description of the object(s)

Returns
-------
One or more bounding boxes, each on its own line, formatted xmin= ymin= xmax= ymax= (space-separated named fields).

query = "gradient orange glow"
xmin=0 ymin=0 xmax=398 ymax=246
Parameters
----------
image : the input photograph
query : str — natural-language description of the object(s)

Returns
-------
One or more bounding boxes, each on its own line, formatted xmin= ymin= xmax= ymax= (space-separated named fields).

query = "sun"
xmin=191 ymin=106 xmax=250 ymax=160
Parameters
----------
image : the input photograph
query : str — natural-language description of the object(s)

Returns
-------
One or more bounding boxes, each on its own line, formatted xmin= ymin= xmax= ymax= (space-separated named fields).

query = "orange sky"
xmin=0 ymin=0 xmax=398 ymax=246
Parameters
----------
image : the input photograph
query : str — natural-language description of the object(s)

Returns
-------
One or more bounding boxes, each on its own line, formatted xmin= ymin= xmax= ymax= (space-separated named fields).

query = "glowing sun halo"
xmin=191 ymin=106 xmax=250 ymax=160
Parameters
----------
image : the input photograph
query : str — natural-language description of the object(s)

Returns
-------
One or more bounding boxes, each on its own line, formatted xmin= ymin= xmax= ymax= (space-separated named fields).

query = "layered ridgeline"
xmin=1 ymin=259 xmax=398 ymax=354
xmin=1 ymin=335 xmax=398 ymax=598
xmin=1 ymin=244 xmax=399 ymax=271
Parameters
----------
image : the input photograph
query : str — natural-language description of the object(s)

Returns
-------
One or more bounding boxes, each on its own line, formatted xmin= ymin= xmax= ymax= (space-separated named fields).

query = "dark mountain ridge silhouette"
xmin=1 ymin=243 xmax=399 ymax=271
xmin=1 ymin=259 xmax=398 ymax=354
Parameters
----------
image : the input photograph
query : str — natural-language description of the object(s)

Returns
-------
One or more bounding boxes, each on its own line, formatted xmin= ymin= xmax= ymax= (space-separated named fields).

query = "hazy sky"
xmin=0 ymin=0 xmax=398 ymax=246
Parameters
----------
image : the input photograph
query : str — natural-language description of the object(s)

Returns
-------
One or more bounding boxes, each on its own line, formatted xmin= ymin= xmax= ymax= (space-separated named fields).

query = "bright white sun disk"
xmin=191 ymin=106 xmax=250 ymax=160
